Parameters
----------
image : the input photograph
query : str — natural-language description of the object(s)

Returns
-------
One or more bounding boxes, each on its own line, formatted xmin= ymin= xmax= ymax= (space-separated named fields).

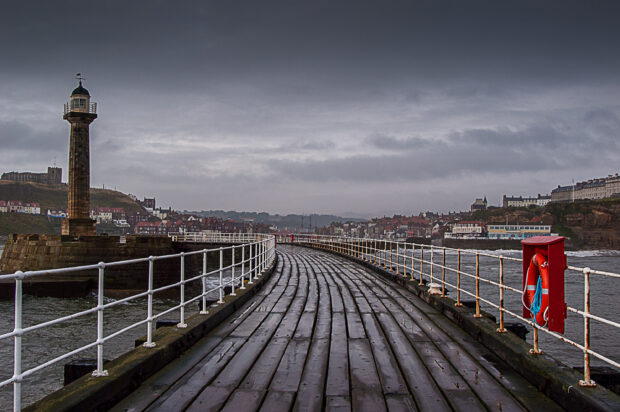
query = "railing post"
xmin=474 ymin=253 xmax=481 ymax=318
xmin=419 ymin=246 xmax=424 ymax=285
xmin=13 ymin=271 xmax=23 ymax=412
xmin=390 ymin=241 xmax=393 ymax=271
xmin=261 ymin=241 xmax=265 ymax=274
xmin=248 ymin=242 xmax=254 ymax=284
xmin=178 ymin=253 xmax=187 ymax=328
xmin=497 ymin=257 xmax=507 ymax=332
xmin=430 ymin=247 xmax=434 ymax=285
xmin=455 ymin=249 xmax=462 ymax=306
xmin=231 ymin=246 xmax=237 ymax=296
xmin=254 ymin=242 xmax=259 ymax=278
xmin=373 ymin=239 xmax=377 ymax=264
xmin=441 ymin=248 xmax=446 ymax=297
xmin=410 ymin=244 xmax=415 ymax=281
xmin=396 ymin=243 xmax=400 ymax=275
xmin=200 ymin=250 xmax=208 ymax=314
xmin=580 ymin=267 xmax=596 ymax=386
xmin=530 ymin=327 xmax=542 ymax=355
xmin=144 ymin=257 xmax=157 ymax=346
xmin=93 ymin=263 xmax=108 ymax=376
xmin=240 ymin=246 xmax=246 ymax=290
xmin=218 ymin=247 xmax=224 ymax=304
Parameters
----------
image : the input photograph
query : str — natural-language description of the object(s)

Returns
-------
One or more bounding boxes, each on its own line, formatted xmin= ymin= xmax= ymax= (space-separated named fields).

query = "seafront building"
xmin=551 ymin=174 xmax=620 ymax=202
xmin=487 ymin=224 xmax=552 ymax=239
xmin=444 ymin=221 xmax=485 ymax=238
xmin=503 ymin=194 xmax=551 ymax=208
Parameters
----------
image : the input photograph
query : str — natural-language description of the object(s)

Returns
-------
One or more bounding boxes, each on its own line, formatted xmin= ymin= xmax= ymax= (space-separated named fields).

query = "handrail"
xmin=286 ymin=233 xmax=619 ymax=388
xmin=0 ymin=233 xmax=276 ymax=411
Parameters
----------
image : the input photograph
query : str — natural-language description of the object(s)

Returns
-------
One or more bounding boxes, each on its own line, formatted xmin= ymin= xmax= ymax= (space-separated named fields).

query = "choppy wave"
xmin=565 ymin=250 xmax=620 ymax=257
xmin=461 ymin=249 xmax=620 ymax=258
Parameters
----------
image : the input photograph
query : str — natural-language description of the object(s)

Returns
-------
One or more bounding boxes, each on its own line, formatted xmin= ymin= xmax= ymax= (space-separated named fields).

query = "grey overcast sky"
xmin=1 ymin=1 xmax=619 ymax=217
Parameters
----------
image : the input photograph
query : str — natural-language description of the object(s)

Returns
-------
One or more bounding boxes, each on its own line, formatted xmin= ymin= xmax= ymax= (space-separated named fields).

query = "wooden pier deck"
xmin=112 ymin=245 xmax=561 ymax=411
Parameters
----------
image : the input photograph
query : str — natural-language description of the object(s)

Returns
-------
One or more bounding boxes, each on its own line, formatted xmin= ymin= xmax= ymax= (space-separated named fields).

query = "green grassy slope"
xmin=0 ymin=213 xmax=61 ymax=235
xmin=0 ymin=181 xmax=144 ymax=213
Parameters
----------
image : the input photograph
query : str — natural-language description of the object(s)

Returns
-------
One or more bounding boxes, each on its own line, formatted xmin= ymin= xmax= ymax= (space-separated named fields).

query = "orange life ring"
xmin=523 ymin=253 xmax=550 ymax=327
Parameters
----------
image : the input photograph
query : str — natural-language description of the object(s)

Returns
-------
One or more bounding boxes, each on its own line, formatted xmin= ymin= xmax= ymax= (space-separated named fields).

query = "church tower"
xmin=61 ymin=78 xmax=97 ymax=236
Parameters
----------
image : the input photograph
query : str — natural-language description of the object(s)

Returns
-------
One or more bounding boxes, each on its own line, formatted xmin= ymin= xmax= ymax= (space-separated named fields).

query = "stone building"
xmin=470 ymin=197 xmax=487 ymax=211
xmin=503 ymin=194 xmax=551 ymax=208
xmin=551 ymin=173 xmax=620 ymax=202
xmin=1 ymin=167 xmax=62 ymax=185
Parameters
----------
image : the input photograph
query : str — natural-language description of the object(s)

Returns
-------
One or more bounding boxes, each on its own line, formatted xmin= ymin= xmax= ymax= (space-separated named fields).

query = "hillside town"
xmin=1 ymin=168 xmax=618 ymax=240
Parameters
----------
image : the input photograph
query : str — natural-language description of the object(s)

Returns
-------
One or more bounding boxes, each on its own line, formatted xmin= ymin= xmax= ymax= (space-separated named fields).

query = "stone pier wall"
xmin=0 ymin=235 xmax=239 ymax=295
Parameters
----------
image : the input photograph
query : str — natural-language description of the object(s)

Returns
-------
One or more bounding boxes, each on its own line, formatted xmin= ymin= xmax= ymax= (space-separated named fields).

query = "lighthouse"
xmin=61 ymin=77 xmax=97 ymax=236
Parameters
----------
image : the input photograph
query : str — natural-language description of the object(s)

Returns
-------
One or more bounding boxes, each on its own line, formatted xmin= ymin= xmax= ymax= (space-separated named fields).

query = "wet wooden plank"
xmin=385 ymin=394 xmax=419 ymax=412
xmin=381 ymin=298 xmax=446 ymax=342
xmin=271 ymin=285 xmax=297 ymax=312
xmin=325 ymin=396 xmax=352 ymax=412
xmin=304 ymin=279 xmax=319 ymax=313
xmin=110 ymin=336 xmax=224 ymax=412
xmin=374 ymin=312 xmax=451 ymax=411
xmin=329 ymin=286 xmax=345 ymax=313
xmin=259 ymin=390 xmax=296 ymax=411
xmin=346 ymin=310 xmax=367 ymax=339
xmin=333 ymin=276 xmax=357 ymax=313
xmin=185 ymin=386 xmax=230 ymax=412
xmin=240 ymin=337 xmax=289 ymax=390
xmin=269 ymin=339 xmax=311 ymax=392
xmin=221 ymin=389 xmax=264 ymax=412
xmin=211 ymin=335 xmax=274 ymax=389
xmin=250 ymin=313 xmax=284 ymax=340
xmin=228 ymin=312 xmax=269 ymax=338
xmin=361 ymin=313 xmax=409 ymax=395
xmin=437 ymin=341 xmax=527 ymax=412
xmin=348 ymin=339 xmax=386 ymax=412
xmin=274 ymin=309 xmax=303 ymax=339
xmin=314 ymin=311 xmax=332 ymax=340
xmin=294 ymin=311 xmax=316 ymax=340
xmin=148 ymin=337 xmax=246 ymax=411
xmin=326 ymin=312 xmax=349 ymax=397
xmin=294 ymin=338 xmax=329 ymax=411
xmin=414 ymin=341 xmax=485 ymax=412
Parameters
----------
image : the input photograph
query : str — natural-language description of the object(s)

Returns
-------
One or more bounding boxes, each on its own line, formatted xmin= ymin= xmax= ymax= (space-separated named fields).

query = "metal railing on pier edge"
xmin=282 ymin=234 xmax=620 ymax=388
xmin=0 ymin=233 xmax=276 ymax=412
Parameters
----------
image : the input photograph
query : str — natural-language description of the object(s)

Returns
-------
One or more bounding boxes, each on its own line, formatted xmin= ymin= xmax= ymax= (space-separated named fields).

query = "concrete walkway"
xmin=112 ymin=245 xmax=561 ymax=411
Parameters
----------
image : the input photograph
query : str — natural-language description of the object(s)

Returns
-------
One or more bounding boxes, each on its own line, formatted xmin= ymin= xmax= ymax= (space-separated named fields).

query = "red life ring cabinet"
xmin=522 ymin=252 xmax=550 ymax=327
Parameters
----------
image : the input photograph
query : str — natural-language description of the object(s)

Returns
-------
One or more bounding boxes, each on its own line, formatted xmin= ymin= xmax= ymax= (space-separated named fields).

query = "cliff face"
xmin=545 ymin=202 xmax=620 ymax=250
xmin=473 ymin=199 xmax=620 ymax=250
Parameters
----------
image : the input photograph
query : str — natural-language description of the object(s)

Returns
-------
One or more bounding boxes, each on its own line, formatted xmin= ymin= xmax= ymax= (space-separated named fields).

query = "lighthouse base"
xmin=62 ymin=218 xmax=96 ymax=236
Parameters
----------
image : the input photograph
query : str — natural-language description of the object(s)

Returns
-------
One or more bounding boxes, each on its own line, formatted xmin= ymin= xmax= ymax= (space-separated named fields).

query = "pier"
xmin=1 ymin=234 xmax=619 ymax=411
xmin=112 ymin=246 xmax=561 ymax=411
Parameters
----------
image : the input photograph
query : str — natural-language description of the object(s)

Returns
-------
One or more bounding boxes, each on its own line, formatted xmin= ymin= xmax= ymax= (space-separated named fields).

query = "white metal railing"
xmin=289 ymin=234 xmax=619 ymax=387
xmin=168 ymin=232 xmax=260 ymax=244
xmin=63 ymin=102 xmax=97 ymax=116
xmin=0 ymin=233 xmax=276 ymax=412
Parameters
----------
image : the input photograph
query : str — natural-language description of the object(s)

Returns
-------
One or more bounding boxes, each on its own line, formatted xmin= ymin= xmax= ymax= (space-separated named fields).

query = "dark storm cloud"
xmin=0 ymin=120 xmax=65 ymax=151
xmin=366 ymin=134 xmax=429 ymax=151
xmin=2 ymin=0 xmax=620 ymax=92
xmin=270 ymin=121 xmax=617 ymax=182
xmin=0 ymin=1 xmax=619 ymax=213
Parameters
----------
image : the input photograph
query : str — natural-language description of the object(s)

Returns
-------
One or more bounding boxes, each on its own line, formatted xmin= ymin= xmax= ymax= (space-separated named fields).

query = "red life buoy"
xmin=523 ymin=253 xmax=550 ymax=327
